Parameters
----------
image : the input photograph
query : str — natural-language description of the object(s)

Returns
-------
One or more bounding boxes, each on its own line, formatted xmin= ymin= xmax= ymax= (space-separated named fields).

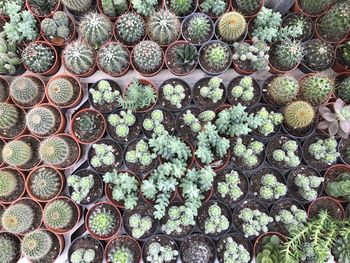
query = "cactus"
xmin=47 ymin=77 xmax=75 ymax=107
xmin=101 ymin=0 xmax=128 ymax=17
xmin=0 ymin=233 xmax=20 ymax=263
xmin=300 ymin=74 xmax=334 ymax=106
xmin=41 ymin=12 xmax=71 ymax=40
xmin=266 ymin=75 xmax=299 ymax=105
xmin=0 ymin=170 xmax=17 ymax=198
xmin=61 ymin=0 xmax=92 ymax=13
xmin=0 ymin=32 xmax=21 ymax=75
xmin=80 ymin=13 xmax=113 ymax=48
xmin=53 ymin=11 xmax=69 ymax=26
xmin=132 ymin=40 xmax=163 ymax=75
xmin=2 ymin=203 xmax=34 ymax=234
xmin=21 ymin=230 xmax=52 ymax=261
xmin=26 ymin=106 xmax=57 ymax=136
xmin=44 ymin=199 xmax=73 ymax=230
xmin=300 ymin=0 xmax=331 ymax=16
xmin=30 ymin=167 xmax=61 ymax=200
xmin=168 ymin=0 xmax=193 ymax=16
xmin=303 ymin=39 xmax=334 ymax=71
xmin=147 ymin=10 xmax=181 ymax=46
xmin=203 ymin=42 xmax=230 ymax=70
xmin=187 ymin=14 xmax=211 ymax=43
xmin=41 ymin=18 xmax=57 ymax=37
xmin=39 ymin=136 xmax=69 ymax=166
xmin=218 ymin=11 xmax=247 ymax=42
xmin=115 ymin=12 xmax=145 ymax=46
xmin=22 ymin=42 xmax=55 ymax=73
xmin=271 ymin=39 xmax=304 ymax=71
xmin=233 ymin=0 xmax=262 ymax=16
xmin=10 ymin=76 xmax=40 ymax=106
xmin=108 ymin=246 xmax=134 ymax=263
xmin=63 ymin=41 xmax=96 ymax=75
xmin=337 ymin=77 xmax=350 ymax=103
xmin=97 ymin=42 xmax=130 ymax=75
xmin=131 ymin=0 xmax=159 ymax=17
xmin=0 ymin=103 xmax=18 ymax=130
xmin=2 ymin=140 xmax=32 ymax=167
xmin=88 ymin=207 xmax=117 ymax=236
xmin=284 ymin=101 xmax=315 ymax=129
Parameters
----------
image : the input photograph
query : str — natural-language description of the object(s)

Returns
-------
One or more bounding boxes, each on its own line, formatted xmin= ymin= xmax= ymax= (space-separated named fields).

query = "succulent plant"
xmin=326 ymin=172 xmax=350 ymax=201
xmin=0 ymin=0 xmax=24 ymax=16
xmin=186 ymin=14 xmax=212 ymax=44
xmin=146 ymin=241 xmax=178 ymax=263
xmin=231 ymin=76 xmax=254 ymax=102
xmin=115 ymin=12 xmax=145 ymax=46
xmin=67 ymin=174 xmax=94 ymax=204
xmin=70 ymin=248 xmax=96 ymax=263
xmin=143 ymin=109 xmax=168 ymax=137
xmin=132 ymin=40 xmax=163 ymax=75
xmin=272 ymin=140 xmax=301 ymax=168
xmin=27 ymin=0 xmax=58 ymax=16
xmin=233 ymin=0 xmax=262 ymax=16
xmin=274 ymin=205 xmax=307 ymax=233
xmin=302 ymin=39 xmax=334 ymax=71
xmin=200 ymin=0 xmax=227 ymax=17
xmin=308 ymin=138 xmax=339 ymax=165
xmin=255 ymin=235 xmax=283 ymax=263
xmin=0 ymin=170 xmax=17 ymax=199
xmin=44 ymin=199 xmax=73 ymax=230
xmin=167 ymin=0 xmax=193 ymax=16
xmin=0 ymin=103 xmax=18 ymax=130
xmin=294 ymin=173 xmax=324 ymax=202
xmin=90 ymin=143 xmax=116 ymax=168
xmin=128 ymin=213 xmax=152 ymax=238
xmin=26 ymin=106 xmax=57 ymax=136
xmin=0 ymin=233 xmax=20 ymax=263
xmin=266 ymin=75 xmax=299 ymax=105
xmin=172 ymin=43 xmax=198 ymax=73
xmin=2 ymin=140 xmax=32 ymax=167
xmin=10 ymin=76 xmax=40 ymax=107
xmin=125 ymin=140 xmax=156 ymax=166
xmin=203 ymin=203 xmax=230 ymax=235
xmin=73 ymin=112 xmax=98 ymax=137
xmin=97 ymin=42 xmax=130 ymax=76
xmin=131 ymin=0 xmax=159 ymax=16
xmin=284 ymin=101 xmax=315 ymax=130
xmin=162 ymin=83 xmax=186 ymax=109
xmin=199 ymin=77 xmax=224 ymax=103
xmin=101 ymin=0 xmax=128 ymax=17
xmin=337 ymin=77 xmax=350 ymax=103
xmin=88 ymin=206 xmax=117 ymax=237
xmin=300 ymin=74 xmax=334 ymax=106
xmin=217 ymin=171 xmax=244 ymax=201
xmin=300 ymin=0 xmax=331 ymax=16
xmin=333 ymin=222 xmax=350 ymax=263
xmin=182 ymin=110 xmax=214 ymax=134
xmin=39 ymin=136 xmax=69 ymax=166
xmin=21 ymin=230 xmax=52 ymax=261
xmin=80 ymin=13 xmax=113 ymax=48
xmin=339 ymin=40 xmax=350 ymax=68
xmin=47 ymin=77 xmax=76 ymax=107
xmin=61 ymin=0 xmax=92 ymax=13
xmin=238 ymin=208 xmax=273 ymax=238
xmin=0 ymin=32 xmax=21 ymax=75
xmin=108 ymin=110 xmax=136 ymax=138
xmin=30 ymin=167 xmax=61 ymax=200
xmin=217 ymin=11 xmax=247 ymax=42
xmin=63 ymin=41 xmax=96 ymax=75
xmin=233 ymin=137 xmax=264 ymax=168
xmin=270 ymin=39 xmax=304 ymax=71
xmin=108 ymin=246 xmax=134 ymax=263
xmin=161 ymin=205 xmax=195 ymax=235
xmin=202 ymin=41 xmax=231 ymax=72
xmin=255 ymin=107 xmax=283 ymax=137
xmin=220 ymin=236 xmax=251 ymax=263
xmin=41 ymin=12 xmax=71 ymax=41
xmin=2 ymin=203 xmax=34 ymax=234
xmin=89 ymin=80 xmax=121 ymax=105
xmin=147 ymin=10 xmax=180 ymax=46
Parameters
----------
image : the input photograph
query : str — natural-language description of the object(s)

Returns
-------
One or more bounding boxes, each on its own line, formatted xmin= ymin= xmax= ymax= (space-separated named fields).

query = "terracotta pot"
xmin=0 ymin=167 xmax=26 ymax=204
xmin=26 ymin=0 xmax=62 ymax=18
xmin=105 ymin=235 xmax=142 ymax=263
xmin=268 ymin=42 xmax=301 ymax=74
xmin=307 ymin=196 xmax=345 ymax=219
xmin=97 ymin=0 xmax=131 ymax=21
xmin=292 ymin=0 xmax=330 ymax=17
xmin=332 ymin=38 xmax=350 ymax=73
xmin=315 ymin=15 xmax=349 ymax=44
xmin=253 ymin=232 xmax=286 ymax=258
xmin=324 ymin=164 xmax=350 ymax=203
xmin=62 ymin=52 xmax=97 ymax=78
xmin=12 ymin=135 xmax=41 ymax=171
xmin=130 ymin=45 xmax=165 ymax=77
xmin=53 ymin=133 xmax=81 ymax=170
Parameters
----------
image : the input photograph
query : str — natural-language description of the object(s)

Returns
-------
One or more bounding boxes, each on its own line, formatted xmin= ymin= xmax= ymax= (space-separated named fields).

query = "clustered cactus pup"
xmin=181 ymin=13 xmax=214 ymax=46
xmin=232 ymin=136 xmax=265 ymax=170
xmin=158 ymin=78 xmax=192 ymax=111
xmin=142 ymin=108 xmax=176 ymax=138
xmin=217 ymin=232 xmax=252 ymax=263
xmin=0 ymin=167 xmax=25 ymax=203
xmin=0 ymin=102 xmax=26 ymax=139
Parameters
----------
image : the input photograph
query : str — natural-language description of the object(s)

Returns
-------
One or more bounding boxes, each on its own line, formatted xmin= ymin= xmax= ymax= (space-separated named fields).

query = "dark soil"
xmin=142 ymin=235 xmax=178 ymax=263
xmin=12 ymin=76 xmax=45 ymax=108
xmin=339 ymin=138 xmax=350 ymax=164
xmin=193 ymin=77 xmax=226 ymax=109
xmin=282 ymin=120 xmax=316 ymax=139
xmin=0 ymin=78 xmax=9 ymax=102
xmin=227 ymin=76 xmax=261 ymax=107
xmin=107 ymin=109 xmax=141 ymax=143
xmin=106 ymin=236 xmax=141 ymax=263
xmin=324 ymin=165 xmax=350 ymax=198
xmin=0 ymin=105 xmax=26 ymax=139
xmin=165 ymin=43 xmax=198 ymax=76
xmin=287 ymin=166 xmax=323 ymax=203
xmin=31 ymin=104 xmax=62 ymax=137
xmin=88 ymin=138 xmax=123 ymax=174
xmin=175 ymin=107 xmax=201 ymax=142
xmin=281 ymin=13 xmax=314 ymax=42
xmin=182 ymin=14 xmax=214 ymax=45
xmin=0 ymin=168 xmax=24 ymax=203
xmin=250 ymin=104 xmax=282 ymax=139
xmin=233 ymin=59 xmax=255 ymax=73
xmin=165 ymin=0 xmax=196 ymax=16
xmin=68 ymin=235 xmax=104 ymax=263
xmin=251 ymin=167 xmax=287 ymax=204
xmin=199 ymin=43 xmax=232 ymax=74
xmin=123 ymin=203 xmax=158 ymax=240
xmin=217 ymin=232 xmax=253 ymax=263
xmin=180 ymin=233 xmax=216 ymax=263
xmin=213 ymin=169 xmax=249 ymax=206
xmin=68 ymin=169 xmax=103 ymax=205
xmin=158 ymin=79 xmax=192 ymax=111
xmin=16 ymin=198 xmax=43 ymax=234
xmin=269 ymin=43 xmax=299 ymax=71
xmin=72 ymin=110 xmax=105 ymax=143
xmin=17 ymin=136 xmax=40 ymax=170
xmin=0 ymin=232 xmax=21 ymax=263
xmin=89 ymin=79 xmax=122 ymax=113
xmin=31 ymin=231 xmax=61 ymax=263
xmin=142 ymin=108 xmax=175 ymax=138
xmin=56 ymin=135 xmax=80 ymax=169
xmin=50 ymin=76 xmax=81 ymax=107
xmin=308 ymin=197 xmax=344 ymax=219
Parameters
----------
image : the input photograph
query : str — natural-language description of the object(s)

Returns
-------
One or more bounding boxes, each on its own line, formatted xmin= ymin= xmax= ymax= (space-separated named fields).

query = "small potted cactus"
xmin=181 ymin=13 xmax=214 ymax=46
xmin=0 ymin=232 xmax=22 ymax=263
xmin=180 ymin=234 xmax=216 ymax=263
xmin=232 ymin=0 xmax=264 ymax=17
xmin=227 ymin=76 xmax=261 ymax=107
xmin=26 ymin=0 xmax=61 ymax=18
xmin=215 ymin=11 xmax=247 ymax=44
xmin=334 ymin=38 xmax=350 ymax=72
xmin=263 ymin=75 xmax=299 ymax=106
xmin=0 ymin=77 xmax=10 ymax=102
xmin=165 ymin=0 xmax=197 ymax=17
xmin=70 ymin=108 xmax=106 ymax=144
xmin=0 ymin=167 xmax=25 ymax=204
xmin=158 ymin=78 xmax=192 ymax=111
xmin=61 ymin=0 xmax=93 ymax=17
xmin=217 ymin=232 xmax=253 ymax=263
xmin=0 ymin=33 xmax=22 ymax=76
xmin=193 ymin=76 xmax=226 ymax=109
xmin=0 ymin=102 xmax=26 ymax=139
xmin=293 ymin=0 xmax=331 ymax=17
xmin=335 ymin=73 xmax=350 ymax=103
xmin=142 ymin=108 xmax=175 ymax=138
xmin=105 ymin=235 xmax=142 ymax=263
xmin=301 ymin=39 xmax=334 ymax=72
xmin=281 ymin=12 xmax=314 ymax=42
xmin=68 ymin=235 xmax=104 ymax=263
xmin=142 ymin=235 xmax=179 ymax=263
xmin=130 ymin=0 xmax=163 ymax=17
xmin=199 ymin=0 xmax=228 ymax=18
xmin=114 ymin=12 xmax=146 ymax=47
xmin=97 ymin=0 xmax=129 ymax=19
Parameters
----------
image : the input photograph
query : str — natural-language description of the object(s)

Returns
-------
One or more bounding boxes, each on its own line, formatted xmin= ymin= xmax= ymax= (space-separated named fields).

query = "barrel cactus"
xmin=10 ymin=76 xmax=41 ymax=107
xmin=0 ymin=103 xmax=18 ymax=130
xmin=80 ymin=13 xmax=113 ymax=48
xmin=39 ymin=136 xmax=69 ymax=166
xmin=202 ymin=42 xmax=231 ymax=71
xmin=44 ymin=199 xmax=73 ymax=230
xmin=115 ymin=12 xmax=145 ymax=46
xmin=97 ymin=42 xmax=130 ymax=76
xmin=26 ymin=106 xmax=58 ymax=137
xmin=30 ymin=167 xmax=61 ymax=201
xmin=21 ymin=230 xmax=52 ymax=261
xmin=63 ymin=41 xmax=96 ymax=75
xmin=300 ymin=0 xmax=331 ymax=16
xmin=187 ymin=14 xmax=212 ymax=44
xmin=2 ymin=140 xmax=32 ymax=167
xmin=47 ymin=77 xmax=76 ymax=107
xmin=300 ymin=74 xmax=334 ymax=106
xmin=270 ymin=40 xmax=304 ymax=71
xmin=147 ymin=10 xmax=181 ymax=46
xmin=132 ymin=40 xmax=163 ymax=75
xmin=61 ymin=0 xmax=92 ymax=13
xmin=337 ymin=77 xmax=350 ymax=104
xmin=284 ymin=101 xmax=315 ymax=129
xmin=217 ymin=11 xmax=247 ymax=42
xmin=0 ymin=170 xmax=17 ymax=198
xmin=22 ymin=42 xmax=55 ymax=74
xmin=266 ymin=76 xmax=299 ymax=105
xmin=303 ymin=39 xmax=334 ymax=71
xmin=233 ymin=0 xmax=262 ymax=16
xmin=2 ymin=203 xmax=34 ymax=234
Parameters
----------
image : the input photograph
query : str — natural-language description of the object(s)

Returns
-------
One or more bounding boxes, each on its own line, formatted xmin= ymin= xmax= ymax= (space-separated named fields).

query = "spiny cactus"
xmin=303 ymin=39 xmax=334 ymax=71
xmin=39 ymin=136 xmax=69 ymax=166
xmin=202 ymin=42 xmax=230 ymax=71
xmin=54 ymin=11 xmax=69 ymax=26
xmin=22 ymin=42 xmax=55 ymax=73
xmin=44 ymin=199 xmax=73 ymax=230
xmin=88 ymin=207 xmax=117 ymax=236
xmin=115 ymin=12 xmax=145 ymax=46
xmin=218 ymin=11 xmax=247 ymax=42
xmin=26 ymin=106 xmax=57 ymax=136
xmin=266 ymin=75 xmax=299 ymax=105
xmin=47 ymin=77 xmax=75 ymax=107
xmin=0 ymin=170 xmax=17 ymax=198
xmin=2 ymin=140 xmax=32 ymax=167
xmin=80 ymin=13 xmax=113 ymax=48
xmin=61 ymin=0 xmax=92 ymax=13
xmin=132 ymin=40 xmax=163 ymax=75
xmin=300 ymin=0 xmax=331 ymax=16
xmin=30 ymin=167 xmax=61 ymax=200
xmin=0 ymin=103 xmax=18 ymax=130
xmin=21 ymin=230 xmax=52 ymax=261
xmin=10 ymin=76 xmax=40 ymax=106
xmin=337 ymin=77 xmax=350 ymax=104
xmin=97 ymin=42 xmax=130 ymax=76
xmin=271 ymin=40 xmax=304 ymax=71
xmin=187 ymin=14 xmax=212 ymax=44
xmin=131 ymin=0 xmax=159 ymax=17
xmin=63 ymin=41 xmax=96 ymax=75
xmin=0 ymin=233 xmax=20 ymax=263
xmin=0 ymin=32 xmax=21 ymax=75
xmin=2 ymin=203 xmax=34 ymax=234
xmin=168 ymin=0 xmax=193 ymax=16
xmin=41 ymin=12 xmax=71 ymax=40
xmin=147 ymin=10 xmax=181 ymax=46
xmin=300 ymin=74 xmax=334 ymax=106
xmin=284 ymin=101 xmax=315 ymax=129
xmin=233 ymin=0 xmax=262 ymax=16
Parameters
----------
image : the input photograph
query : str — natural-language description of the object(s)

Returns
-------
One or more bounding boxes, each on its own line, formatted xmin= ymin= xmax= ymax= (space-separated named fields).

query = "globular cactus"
xmin=300 ymin=0 xmax=331 ymax=16
xmin=300 ymin=74 xmax=334 ymax=106
xmin=147 ymin=10 xmax=181 ymax=46
xmin=21 ymin=230 xmax=52 ymax=261
xmin=53 ymin=11 xmax=69 ymax=26
xmin=0 ymin=170 xmax=17 ymax=198
xmin=80 ymin=13 xmax=113 ymax=48
xmin=97 ymin=42 xmax=130 ymax=75
xmin=303 ymin=39 xmax=334 ymax=71
xmin=61 ymin=0 xmax=92 ymax=13
xmin=337 ymin=77 xmax=350 ymax=104
xmin=41 ymin=18 xmax=57 ymax=37
xmin=131 ymin=0 xmax=159 ymax=17
xmin=168 ymin=0 xmax=193 ymax=16
xmin=0 ymin=32 xmax=21 ymax=75
xmin=234 ymin=0 xmax=262 ymax=16
xmin=44 ymin=199 xmax=73 ymax=230
xmin=271 ymin=39 xmax=304 ymax=71
xmin=0 ymin=234 xmax=19 ymax=263
xmin=39 ymin=136 xmax=69 ymax=166
xmin=115 ymin=12 xmax=145 ymax=46
xmin=2 ymin=203 xmax=34 ymax=234
xmin=266 ymin=75 xmax=299 ymax=105
xmin=22 ymin=42 xmax=55 ymax=73
xmin=284 ymin=101 xmax=315 ymax=129
xmin=26 ymin=106 xmax=57 ymax=136
xmin=10 ymin=76 xmax=40 ymax=106
xmin=47 ymin=77 xmax=75 ymax=107
xmin=132 ymin=40 xmax=163 ymax=74
xmin=187 ymin=14 xmax=211 ymax=43
xmin=2 ymin=140 xmax=32 ymax=167
xmin=0 ymin=103 xmax=18 ymax=130
xmin=203 ymin=42 xmax=230 ymax=70
xmin=41 ymin=12 xmax=71 ymax=40
xmin=63 ymin=41 xmax=96 ymax=75
xmin=30 ymin=167 xmax=61 ymax=200
xmin=218 ymin=11 xmax=247 ymax=42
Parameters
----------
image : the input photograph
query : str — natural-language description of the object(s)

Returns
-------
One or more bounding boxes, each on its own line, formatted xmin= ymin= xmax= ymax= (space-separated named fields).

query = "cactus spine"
xmin=234 ymin=0 xmax=262 ymax=16
xmin=44 ymin=199 xmax=73 ymax=230
xmin=22 ymin=43 xmax=55 ymax=73
xmin=218 ymin=11 xmax=247 ymax=42
xmin=300 ymin=0 xmax=331 ymax=16
xmin=300 ymin=74 xmax=334 ymax=106
xmin=337 ymin=77 xmax=350 ymax=104
xmin=303 ymin=39 xmax=334 ymax=71
xmin=2 ymin=140 xmax=32 ymax=167
xmin=0 ymin=233 xmax=20 ymax=263
xmin=63 ymin=41 xmax=96 ymax=75
xmin=10 ymin=76 xmax=40 ymax=106
xmin=47 ymin=77 xmax=75 ymax=106
xmin=0 ymin=103 xmax=18 ymax=130
xmin=0 ymin=170 xmax=17 ymax=198
xmin=266 ymin=76 xmax=299 ymax=105
xmin=284 ymin=101 xmax=315 ymax=129
xmin=115 ymin=12 xmax=146 ymax=46
xmin=21 ymin=230 xmax=52 ymax=261
xmin=271 ymin=40 xmax=304 ymax=71
xmin=2 ymin=203 xmax=34 ymax=234
xmin=30 ymin=167 xmax=61 ymax=200
xmin=39 ymin=136 xmax=70 ymax=166
xmin=61 ymin=0 xmax=92 ymax=13
xmin=26 ymin=106 xmax=57 ymax=136
xmin=132 ymin=40 xmax=163 ymax=74
xmin=97 ymin=42 xmax=130 ymax=75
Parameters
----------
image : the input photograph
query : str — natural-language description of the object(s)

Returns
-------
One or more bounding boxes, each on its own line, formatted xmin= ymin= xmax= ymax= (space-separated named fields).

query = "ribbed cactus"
xmin=203 ymin=42 xmax=230 ymax=70
xmin=2 ymin=203 xmax=34 ymax=234
xmin=187 ymin=14 xmax=211 ymax=43
xmin=53 ymin=11 xmax=69 ymax=26
xmin=2 ymin=140 xmax=32 ymax=167
xmin=26 ymin=106 xmax=57 ymax=136
xmin=0 ymin=170 xmax=17 ymax=198
xmin=337 ymin=77 xmax=350 ymax=103
xmin=0 ymin=233 xmax=19 ymax=263
xmin=303 ymin=39 xmax=334 ymax=71
xmin=21 ymin=230 xmax=52 ymax=261
xmin=63 ymin=41 xmax=95 ymax=75
xmin=115 ymin=12 xmax=145 ymax=46
xmin=44 ymin=199 xmax=73 ymax=230
xmin=284 ymin=101 xmax=315 ymax=129
xmin=234 ymin=0 xmax=262 ymax=16
xmin=132 ymin=40 xmax=163 ymax=74
xmin=147 ymin=10 xmax=181 ymax=46
xmin=300 ymin=0 xmax=331 ymax=16
xmin=266 ymin=76 xmax=299 ymax=105
xmin=218 ymin=12 xmax=247 ymax=42
xmin=271 ymin=40 xmax=304 ymax=71
xmin=30 ymin=167 xmax=61 ymax=200
xmin=10 ymin=76 xmax=40 ymax=106
xmin=22 ymin=42 xmax=55 ymax=73
xmin=47 ymin=77 xmax=75 ymax=107
xmin=97 ymin=42 xmax=130 ymax=75
xmin=300 ymin=74 xmax=334 ymax=105
xmin=61 ymin=0 xmax=92 ymax=13
xmin=0 ymin=103 xmax=18 ymax=130
xmin=80 ymin=13 xmax=113 ymax=48
xmin=39 ymin=136 xmax=69 ymax=166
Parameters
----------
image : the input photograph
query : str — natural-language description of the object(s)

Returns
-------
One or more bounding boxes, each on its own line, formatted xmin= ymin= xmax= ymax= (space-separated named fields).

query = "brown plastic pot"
xmin=105 ymin=235 xmax=142 ymax=263
xmin=307 ymin=196 xmax=345 ymax=219
xmin=62 ymin=52 xmax=97 ymax=78
xmin=324 ymin=164 xmax=350 ymax=203
xmin=97 ymin=0 xmax=131 ymax=21
xmin=130 ymin=45 xmax=165 ymax=77
xmin=26 ymin=0 xmax=62 ymax=18
xmin=332 ymin=38 xmax=350 ymax=73
xmin=0 ymin=167 xmax=26 ymax=204
xmin=253 ymin=232 xmax=286 ymax=258
xmin=292 ymin=0 xmax=330 ymax=17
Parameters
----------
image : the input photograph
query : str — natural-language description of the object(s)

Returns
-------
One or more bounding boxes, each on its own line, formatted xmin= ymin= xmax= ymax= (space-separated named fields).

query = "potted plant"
xmin=142 ymin=108 xmax=175 ymax=138
xmin=165 ymin=0 xmax=196 ymax=17
xmin=339 ymin=138 xmax=350 ymax=164
xmin=324 ymin=164 xmax=350 ymax=202
xmin=293 ymin=0 xmax=331 ymax=17
xmin=0 ymin=33 xmax=22 ymax=76
xmin=89 ymin=79 xmax=122 ymax=113
xmin=61 ymin=0 xmax=93 ymax=17
xmin=217 ymin=232 xmax=253 ymax=263
xmin=334 ymin=38 xmax=350 ymax=72
xmin=158 ymin=79 xmax=192 ymax=111
xmin=335 ymin=73 xmax=350 ymax=103
xmin=193 ymin=76 xmax=226 ymax=109
xmin=26 ymin=0 xmax=61 ymax=18
xmin=142 ymin=234 xmax=179 ymax=263
xmin=215 ymin=11 xmax=247 ymax=44
xmin=97 ymin=0 xmax=129 ymax=19
xmin=0 ymin=138 xmax=5 ymax=167
xmin=301 ymin=39 xmax=334 ymax=72
xmin=67 ymin=169 xmax=103 ymax=205
xmin=130 ymin=0 xmax=162 ymax=17
xmin=227 ymin=76 xmax=261 ymax=107
xmin=0 ymin=77 xmax=9 ymax=102
xmin=86 ymin=202 xmax=121 ymax=240
xmin=308 ymin=196 xmax=345 ymax=219
xmin=0 ymin=167 xmax=25 ymax=204
xmin=26 ymin=165 xmax=64 ymax=202
xmin=250 ymin=105 xmax=284 ymax=138
xmin=165 ymin=41 xmax=198 ymax=76
xmin=105 ymin=235 xmax=141 ymax=263
xmin=263 ymin=75 xmax=299 ymax=106
xmin=281 ymin=12 xmax=314 ymax=42
xmin=0 ymin=0 xmax=25 ymax=18
xmin=232 ymin=0 xmax=264 ymax=17
xmin=88 ymin=139 xmax=123 ymax=174
xmin=0 ymin=103 xmax=26 ymax=140
xmin=180 ymin=234 xmax=216 ymax=263
xmin=70 ymin=108 xmax=106 ymax=144
xmin=0 ymin=232 xmax=22 ymax=263
xmin=181 ymin=13 xmax=214 ymax=46
xmin=68 ymin=235 xmax=104 ymax=263
xmin=199 ymin=0 xmax=228 ymax=18
xmin=254 ymin=233 xmax=285 ymax=262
